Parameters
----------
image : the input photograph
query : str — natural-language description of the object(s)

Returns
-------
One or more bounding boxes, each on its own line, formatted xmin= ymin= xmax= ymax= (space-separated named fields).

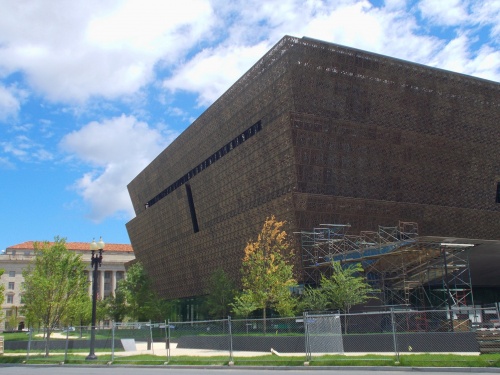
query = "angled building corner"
xmin=126 ymin=35 xmax=500 ymax=303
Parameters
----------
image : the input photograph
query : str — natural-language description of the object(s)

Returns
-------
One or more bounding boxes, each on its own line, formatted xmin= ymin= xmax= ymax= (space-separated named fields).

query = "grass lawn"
xmin=397 ymin=354 xmax=500 ymax=368
xmin=1 ymin=353 xmax=500 ymax=367
xmin=2 ymin=332 xmax=32 ymax=341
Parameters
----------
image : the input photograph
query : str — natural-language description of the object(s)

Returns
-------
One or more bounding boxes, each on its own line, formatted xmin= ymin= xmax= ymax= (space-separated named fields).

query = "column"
xmin=99 ymin=270 xmax=105 ymax=300
xmin=112 ymin=271 xmax=117 ymax=297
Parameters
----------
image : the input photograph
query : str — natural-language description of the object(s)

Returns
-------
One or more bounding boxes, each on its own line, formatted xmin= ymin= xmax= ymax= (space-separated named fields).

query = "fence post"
xmin=390 ymin=309 xmax=399 ymax=362
xmin=64 ymin=327 xmax=69 ymax=362
xmin=26 ymin=327 xmax=32 ymax=362
xmin=228 ymin=316 xmax=233 ymax=363
xmin=167 ymin=319 xmax=171 ymax=363
xmin=304 ymin=312 xmax=311 ymax=362
xmin=148 ymin=320 xmax=153 ymax=352
xmin=447 ymin=305 xmax=454 ymax=332
xmin=111 ymin=322 xmax=115 ymax=362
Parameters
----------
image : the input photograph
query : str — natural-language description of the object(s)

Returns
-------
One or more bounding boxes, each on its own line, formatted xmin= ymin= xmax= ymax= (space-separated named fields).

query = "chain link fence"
xmin=305 ymin=313 xmax=344 ymax=359
xmin=228 ymin=316 xmax=306 ymax=365
xmin=111 ymin=322 xmax=155 ymax=364
xmin=3 ymin=306 xmax=499 ymax=364
xmin=305 ymin=306 xmax=500 ymax=364
xmin=166 ymin=318 xmax=231 ymax=365
xmin=22 ymin=325 xmax=115 ymax=363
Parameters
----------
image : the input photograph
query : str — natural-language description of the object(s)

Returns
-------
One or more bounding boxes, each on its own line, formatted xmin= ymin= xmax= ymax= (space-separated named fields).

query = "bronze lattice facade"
xmin=126 ymin=36 xmax=500 ymax=299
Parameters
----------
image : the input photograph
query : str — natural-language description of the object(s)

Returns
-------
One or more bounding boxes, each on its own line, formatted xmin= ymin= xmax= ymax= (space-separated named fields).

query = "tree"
xmin=6 ymin=306 xmax=20 ymax=331
xmin=231 ymin=292 xmax=260 ymax=318
xmin=321 ymin=261 xmax=375 ymax=313
xmin=101 ymin=290 xmax=128 ymax=323
xmin=64 ymin=294 xmax=92 ymax=339
xmin=115 ymin=261 xmax=177 ymax=322
xmin=204 ymin=268 xmax=236 ymax=319
xmin=22 ymin=237 xmax=89 ymax=356
xmin=116 ymin=262 xmax=156 ymax=321
xmin=63 ymin=293 xmax=91 ymax=327
xmin=147 ymin=297 xmax=178 ymax=322
xmin=321 ymin=261 xmax=377 ymax=333
xmin=299 ymin=286 xmax=330 ymax=312
xmin=232 ymin=216 xmax=297 ymax=327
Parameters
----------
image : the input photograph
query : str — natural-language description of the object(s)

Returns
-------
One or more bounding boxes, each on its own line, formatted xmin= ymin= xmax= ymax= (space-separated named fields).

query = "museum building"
xmin=126 ymin=36 xmax=500 ymax=306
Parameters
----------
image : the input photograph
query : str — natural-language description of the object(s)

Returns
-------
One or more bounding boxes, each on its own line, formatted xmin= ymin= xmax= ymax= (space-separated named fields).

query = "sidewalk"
xmin=122 ymin=341 xmax=276 ymax=357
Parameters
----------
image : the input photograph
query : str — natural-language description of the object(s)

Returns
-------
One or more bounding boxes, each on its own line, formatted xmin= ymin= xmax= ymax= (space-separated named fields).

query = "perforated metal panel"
xmin=127 ymin=36 xmax=500 ymax=299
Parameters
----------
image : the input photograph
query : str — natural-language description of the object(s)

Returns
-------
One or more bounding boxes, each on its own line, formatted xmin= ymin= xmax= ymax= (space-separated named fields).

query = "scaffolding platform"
xmin=297 ymin=221 xmax=474 ymax=309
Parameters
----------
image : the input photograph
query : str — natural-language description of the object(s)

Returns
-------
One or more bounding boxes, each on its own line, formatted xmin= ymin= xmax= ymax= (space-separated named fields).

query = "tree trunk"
xmin=344 ymin=308 xmax=350 ymax=334
xmin=263 ymin=307 xmax=267 ymax=335
xmin=44 ymin=330 xmax=51 ymax=357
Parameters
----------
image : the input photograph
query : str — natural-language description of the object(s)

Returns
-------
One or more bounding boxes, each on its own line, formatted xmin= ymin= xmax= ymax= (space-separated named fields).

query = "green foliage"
xmin=147 ymin=297 xmax=178 ymax=322
xmin=232 ymin=216 xmax=298 ymax=319
xmin=299 ymin=286 xmax=330 ymax=312
xmin=6 ymin=306 xmax=21 ymax=330
xmin=101 ymin=290 xmax=128 ymax=322
xmin=116 ymin=262 xmax=154 ymax=321
xmin=300 ymin=261 xmax=377 ymax=315
xmin=231 ymin=292 xmax=260 ymax=318
xmin=116 ymin=261 xmax=176 ymax=322
xmin=63 ymin=293 xmax=92 ymax=328
xmin=21 ymin=237 xmax=89 ymax=356
xmin=203 ymin=268 xmax=236 ymax=319
xmin=320 ymin=261 xmax=376 ymax=313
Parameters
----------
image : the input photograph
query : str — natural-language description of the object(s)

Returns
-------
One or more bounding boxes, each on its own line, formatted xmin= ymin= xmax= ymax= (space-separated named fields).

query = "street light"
xmin=86 ymin=237 xmax=104 ymax=360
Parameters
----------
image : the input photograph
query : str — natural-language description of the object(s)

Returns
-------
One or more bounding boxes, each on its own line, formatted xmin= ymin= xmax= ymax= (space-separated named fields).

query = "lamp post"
xmin=86 ymin=237 xmax=104 ymax=360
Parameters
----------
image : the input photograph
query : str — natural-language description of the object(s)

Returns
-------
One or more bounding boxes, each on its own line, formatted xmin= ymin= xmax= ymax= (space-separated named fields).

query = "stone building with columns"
xmin=0 ymin=241 xmax=135 ymax=331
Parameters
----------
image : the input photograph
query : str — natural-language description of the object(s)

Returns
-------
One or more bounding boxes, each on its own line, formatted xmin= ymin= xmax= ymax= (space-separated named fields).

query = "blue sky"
xmin=0 ymin=0 xmax=499 ymax=251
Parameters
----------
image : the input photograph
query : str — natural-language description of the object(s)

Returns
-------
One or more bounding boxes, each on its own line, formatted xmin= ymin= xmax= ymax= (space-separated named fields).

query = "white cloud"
xmin=163 ymin=0 xmax=447 ymax=103
xmin=0 ymin=134 xmax=53 ymax=163
xmin=382 ymin=0 xmax=408 ymax=10
xmin=86 ymin=0 xmax=214 ymax=55
xmin=430 ymin=34 xmax=500 ymax=81
xmin=428 ymin=34 xmax=468 ymax=69
xmin=290 ymin=2 xmax=384 ymax=50
xmin=1 ymin=140 xmax=27 ymax=159
xmin=59 ymin=115 xmax=178 ymax=221
xmin=1 ymin=0 xmax=497 ymax=108
xmin=0 ymin=156 xmax=15 ymax=169
xmin=0 ymin=0 xmax=215 ymax=102
xmin=468 ymin=46 xmax=500 ymax=82
xmin=298 ymin=2 xmax=437 ymax=59
xmin=33 ymin=148 xmax=53 ymax=162
xmin=163 ymin=42 xmax=271 ymax=106
xmin=1 ymin=0 xmax=498 ymax=227
xmin=0 ymin=84 xmax=21 ymax=122
xmin=418 ymin=0 xmax=470 ymax=26
xmin=470 ymin=0 xmax=500 ymax=40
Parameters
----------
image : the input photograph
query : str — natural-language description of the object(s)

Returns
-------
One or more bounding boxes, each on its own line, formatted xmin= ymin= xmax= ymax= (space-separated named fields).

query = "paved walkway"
xmin=3 ymin=337 xmax=482 ymax=358
xmin=115 ymin=341 xmax=481 ymax=358
xmin=122 ymin=341 xmax=273 ymax=357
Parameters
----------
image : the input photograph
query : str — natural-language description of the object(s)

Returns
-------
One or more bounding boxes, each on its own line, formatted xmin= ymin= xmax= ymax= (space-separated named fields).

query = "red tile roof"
xmin=7 ymin=241 xmax=133 ymax=253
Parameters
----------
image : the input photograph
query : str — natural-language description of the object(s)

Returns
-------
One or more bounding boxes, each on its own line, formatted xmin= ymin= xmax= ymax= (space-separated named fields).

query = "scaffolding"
xmin=298 ymin=222 xmax=474 ymax=309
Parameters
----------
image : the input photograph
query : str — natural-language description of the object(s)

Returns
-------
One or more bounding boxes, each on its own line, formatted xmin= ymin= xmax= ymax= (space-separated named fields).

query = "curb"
xmin=2 ymin=364 xmax=500 ymax=372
